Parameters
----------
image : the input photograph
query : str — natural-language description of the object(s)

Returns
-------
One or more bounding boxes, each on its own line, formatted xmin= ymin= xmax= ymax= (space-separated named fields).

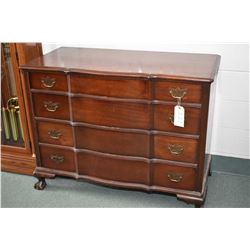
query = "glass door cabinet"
xmin=1 ymin=43 xmax=42 ymax=175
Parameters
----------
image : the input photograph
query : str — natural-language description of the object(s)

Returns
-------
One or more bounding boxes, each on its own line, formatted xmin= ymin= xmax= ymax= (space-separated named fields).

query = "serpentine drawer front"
xmin=21 ymin=47 xmax=220 ymax=207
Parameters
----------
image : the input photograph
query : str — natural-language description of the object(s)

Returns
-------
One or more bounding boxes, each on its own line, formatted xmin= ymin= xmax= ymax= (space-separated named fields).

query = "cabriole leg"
xmin=34 ymin=177 xmax=47 ymax=190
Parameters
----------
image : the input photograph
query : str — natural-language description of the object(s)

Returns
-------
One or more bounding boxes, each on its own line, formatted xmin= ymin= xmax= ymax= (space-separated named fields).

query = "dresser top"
xmin=21 ymin=47 xmax=220 ymax=83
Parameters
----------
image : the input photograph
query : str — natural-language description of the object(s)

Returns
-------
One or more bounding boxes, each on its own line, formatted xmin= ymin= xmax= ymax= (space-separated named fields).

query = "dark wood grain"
xmin=30 ymin=72 xmax=68 ymax=92
xmin=72 ymin=97 xmax=150 ymax=129
xmin=154 ymin=104 xmax=201 ymax=134
xmin=196 ymin=84 xmax=211 ymax=191
xmin=75 ymin=126 xmax=149 ymax=157
xmin=71 ymin=73 xmax=150 ymax=99
xmin=32 ymin=93 xmax=70 ymax=120
xmin=77 ymin=151 xmax=149 ymax=184
xmin=36 ymin=120 xmax=73 ymax=146
xmin=152 ymin=163 xmax=196 ymax=191
xmin=154 ymin=135 xmax=199 ymax=163
xmin=39 ymin=145 xmax=75 ymax=172
xmin=22 ymin=47 xmax=220 ymax=206
xmin=21 ymin=47 xmax=220 ymax=83
xmin=154 ymin=80 xmax=202 ymax=103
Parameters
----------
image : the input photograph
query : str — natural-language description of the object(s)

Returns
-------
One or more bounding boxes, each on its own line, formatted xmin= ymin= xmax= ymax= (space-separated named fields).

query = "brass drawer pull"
xmin=169 ymin=87 xmax=187 ymax=100
xmin=50 ymin=154 xmax=64 ymax=163
xmin=168 ymin=144 xmax=184 ymax=155
xmin=48 ymin=130 xmax=62 ymax=139
xmin=167 ymin=173 xmax=183 ymax=183
xmin=44 ymin=101 xmax=59 ymax=112
xmin=41 ymin=76 xmax=56 ymax=88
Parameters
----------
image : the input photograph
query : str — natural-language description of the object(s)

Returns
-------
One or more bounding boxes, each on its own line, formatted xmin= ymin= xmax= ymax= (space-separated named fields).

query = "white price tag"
xmin=174 ymin=105 xmax=185 ymax=127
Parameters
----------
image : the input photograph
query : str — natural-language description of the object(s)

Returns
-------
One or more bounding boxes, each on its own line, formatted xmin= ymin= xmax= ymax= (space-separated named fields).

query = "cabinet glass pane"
xmin=1 ymin=43 xmax=24 ymax=147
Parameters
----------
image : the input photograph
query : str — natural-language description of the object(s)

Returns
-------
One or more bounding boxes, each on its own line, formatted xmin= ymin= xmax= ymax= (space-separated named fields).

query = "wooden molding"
xmin=1 ymin=151 xmax=36 ymax=175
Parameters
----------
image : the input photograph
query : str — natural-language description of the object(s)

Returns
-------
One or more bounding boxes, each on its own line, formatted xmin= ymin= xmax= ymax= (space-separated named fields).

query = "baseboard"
xmin=211 ymin=155 xmax=250 ymax=176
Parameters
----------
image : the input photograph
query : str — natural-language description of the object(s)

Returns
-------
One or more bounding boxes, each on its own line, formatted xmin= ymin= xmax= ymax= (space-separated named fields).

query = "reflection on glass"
xmin=1 ymin=43 xmax=24 ymax=147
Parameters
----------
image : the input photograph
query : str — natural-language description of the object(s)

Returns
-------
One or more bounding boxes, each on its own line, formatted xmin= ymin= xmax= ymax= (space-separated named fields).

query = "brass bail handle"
xmin=168 ymin=144 xmax=184 ymax=155
xmin=169 ymin=88 xmax=187 ymax=105
xmin=44 ymin=101 xmax=59 ymax=112
xmin=167 ymin=173 xmax=183 ymax=183
xmin=48 ymin=130 xmax=62 ymax=139
xmin=41 ymin=76 xmax=56 ymax=88
xmin=50 ymin=154 xmax=64 ymax=163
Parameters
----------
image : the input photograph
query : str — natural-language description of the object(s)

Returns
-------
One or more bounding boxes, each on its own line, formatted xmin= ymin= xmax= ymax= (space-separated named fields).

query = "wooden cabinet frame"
xmin=1 ymin=43 xmax=42 ymax=175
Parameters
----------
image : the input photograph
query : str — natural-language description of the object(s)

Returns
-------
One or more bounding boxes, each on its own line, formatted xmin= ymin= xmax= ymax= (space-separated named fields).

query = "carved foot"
xmin=34 ymin=177 xmax=47 ymax=190
xmin=177 ymin=189 xmax=207 ymax=208
xmin=195 ymin=203 xmax=202 ymax=208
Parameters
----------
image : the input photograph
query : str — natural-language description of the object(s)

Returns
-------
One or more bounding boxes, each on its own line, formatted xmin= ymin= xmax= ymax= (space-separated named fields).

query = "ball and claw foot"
xmin=34 ymin=177 xmax=47 ymax=190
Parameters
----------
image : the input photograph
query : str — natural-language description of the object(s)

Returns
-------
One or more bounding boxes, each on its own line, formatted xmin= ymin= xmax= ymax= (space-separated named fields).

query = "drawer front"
xmin=37 ymin=121 xmax=73 ymax=146
xmin=39 ymin=145 xmax=75 ymax=172
xmin=78 ymin=152 xmax=149 ymax=184
xmin=154 ymin=104 xmax=201 ymax=135
xmin=154 ymin=135 xmax=199 ymax=163
xmin=71 ymin=74 xmax=150 ymax=99
xmin=30 ymin=72 xmax=68 ymax=91
xmin=72 ymin=97 xmax=150 ymax=129
xmin=153 ymin=163 xmax=196 ymax=190
xmin=155 ymin=81 xmax=202 ymax=103
xmin=75 ymin=126 xmax=149 ymax=157
xmin=32 ymin=93 xmax=70 ymax=120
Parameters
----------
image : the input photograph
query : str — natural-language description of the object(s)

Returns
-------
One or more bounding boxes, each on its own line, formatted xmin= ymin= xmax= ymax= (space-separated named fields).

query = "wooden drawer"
xmin=71 ymin=74 xmax=150 ymax=99
xmin=37 ymin=120 xmax=73 ymax=146
xmin=154 ymin=104 xmax=201 ymax=135
xmin=39 ymin=145 xmax=75 ymax=172
xmin=155 ymin=81 xmax=202 ymax=103
xmin=72 ymin=97 xmax=150 ymax=129
xmin=153 ymin=163 xmax=196 ymax=191
xmin=154 ymin=135 xmax=199 ymax=163
xmin=32 ymin=93 xmax=70 ymax=120
xmin=78 ymin=152 xmax=149 ymax=185
xmin=30 ymin=72 xmax=68 ymax=91
xmin=75 ymin=126 xmax=149 ymax=157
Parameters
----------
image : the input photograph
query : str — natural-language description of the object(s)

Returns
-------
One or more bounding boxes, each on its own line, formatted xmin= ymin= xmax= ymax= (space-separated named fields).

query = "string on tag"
xmin=177 ymin=97 xmax=181 ymax=106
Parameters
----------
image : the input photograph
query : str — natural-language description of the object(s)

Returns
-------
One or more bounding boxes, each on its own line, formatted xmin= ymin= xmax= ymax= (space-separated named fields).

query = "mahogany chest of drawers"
xmin=21 ymin=47 xmax=220 ymax=207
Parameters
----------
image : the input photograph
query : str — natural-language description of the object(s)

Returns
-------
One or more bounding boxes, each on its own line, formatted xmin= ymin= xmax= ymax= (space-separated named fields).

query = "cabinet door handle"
xmin=41 ymin=77 xmax=56 ymax=88
xmin=50 ymin=154 xmax=64 ymax=163
xmin=167 ymin=173 xmax=183 ymax=183
xmin=169 ymin=87 xmax=187 ymax=100
xmin=168 ymin=144 xmax=184 ymax=155
xmin=48 ymin=130 xmax=62 ymax=139
xmin=44 ymin=101 xmax=59 ymax=112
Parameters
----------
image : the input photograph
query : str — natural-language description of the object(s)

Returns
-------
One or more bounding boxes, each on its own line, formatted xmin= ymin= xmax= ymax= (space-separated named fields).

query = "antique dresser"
xmin=21 ymin=47 xmax=220 ymax=207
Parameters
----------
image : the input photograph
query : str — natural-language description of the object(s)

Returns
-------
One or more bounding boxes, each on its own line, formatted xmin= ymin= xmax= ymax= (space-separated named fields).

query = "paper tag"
xmin=174 ymin=105 xmax=185 ymax=127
